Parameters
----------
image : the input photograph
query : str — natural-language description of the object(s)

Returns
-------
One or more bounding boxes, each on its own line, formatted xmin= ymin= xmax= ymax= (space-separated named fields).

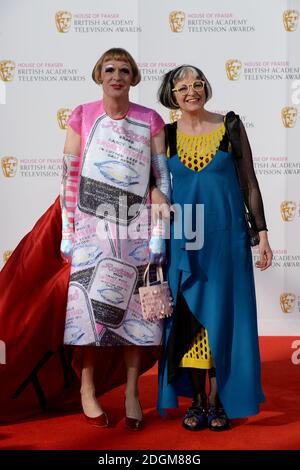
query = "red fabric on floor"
xmin=0 ymin=337 xmax=299 ymax=450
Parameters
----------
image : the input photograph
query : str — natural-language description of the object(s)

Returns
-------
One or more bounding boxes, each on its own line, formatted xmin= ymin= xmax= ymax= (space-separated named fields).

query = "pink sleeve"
xmin=68 ymin=105 xmax=82 ymax=135
xmin=150 ymin=110 xmax=165 ymax=137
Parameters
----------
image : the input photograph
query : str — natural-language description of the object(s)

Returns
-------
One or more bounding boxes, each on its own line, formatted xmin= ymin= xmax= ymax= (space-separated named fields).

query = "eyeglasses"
xmin=172 ymin=80 xmax=205 ymax=96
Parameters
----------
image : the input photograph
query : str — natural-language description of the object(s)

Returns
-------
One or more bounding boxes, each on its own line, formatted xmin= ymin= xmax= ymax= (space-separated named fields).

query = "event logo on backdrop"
xmin=171 ymin=10 xmax=255 ymax=33
xmin=280 ymin=293 xmax=296 ymax=313
xmin=1 ymin=156 xmax=62 ymax=178
xmin=225 ymin=59 xmax=242 ymax=80
xmin=19 ymin=160 xmax=62 ymax=177
xmin=139 ymin=62 xmax=177 ymax=82
xmin=225 ymin=60 xmax=300 ymax=82
xmin=283 ymin=9 xmax=299 ymax=32
xmin=14 ymin=63 xmax=86 ymax=83
xmin=55 ymin=10 xmax=141 ymax=33
xmin=0 ymin=60 xmax=16 ymax=82
xmin=281 ymin=106 xmax=298 ymax=128
xmin=1 ymin=157 xmax=18 ymax=177
xmin=169 ymin=11 xmax=186 ymax=32
xmin=55 ymin=11 xmax=73 ymax=32
xmin=57 ymin=108 xmax=72 ymax=130
xmin=253 ymin=156 xmax=300 ymax=176
xmin=2 ymin=251 xmax=12 ymax=264
xmin=169 ymin=110 xmax=182 ymax=122
xmin=280 ymin=201 xmax=297 ymax=221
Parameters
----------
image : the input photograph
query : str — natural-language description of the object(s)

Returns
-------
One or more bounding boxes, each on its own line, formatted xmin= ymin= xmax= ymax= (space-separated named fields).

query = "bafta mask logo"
xmin=281 ymin=106 xmax=298 ymax=128
xmin=169 ymin=109 xmax=182 ymax=123
xmin=280 ymin=201 xmax=297 ymax=221
xmin=3 ymin=250 xmax=12 ymax=264
xmin=283 ymin=10 xmax=299 ymax=32
xmin=0 ymin=60 xmax=16 ymax=82
xmin=169 ymin=11 xmax=185 ymax=32
xmin=57 ymin=108 xmax=72 ymax=130
xmin=280 ymin=293 xmax=296 ymax=313
xmin=55 ymin=11 xmax=72 ymax=33
xmin=225 ymin=59 xmax=242 ymax=81
xmin=1 ymin=156 xmax=18 ymax=177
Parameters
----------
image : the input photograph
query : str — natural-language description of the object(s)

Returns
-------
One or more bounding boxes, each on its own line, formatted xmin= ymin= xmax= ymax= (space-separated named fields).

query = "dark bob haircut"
xmin=158 ymin=65 xmax=212 ymax=109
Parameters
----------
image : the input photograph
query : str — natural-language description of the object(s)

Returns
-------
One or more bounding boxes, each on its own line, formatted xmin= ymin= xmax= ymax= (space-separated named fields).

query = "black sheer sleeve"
xmin=234 ymin=121 xmax=267 ymax=232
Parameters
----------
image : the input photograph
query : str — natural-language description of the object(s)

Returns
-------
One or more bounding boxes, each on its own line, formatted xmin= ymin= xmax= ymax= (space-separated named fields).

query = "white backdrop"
xmin=1 ymin=0 xmax=299 ymax=336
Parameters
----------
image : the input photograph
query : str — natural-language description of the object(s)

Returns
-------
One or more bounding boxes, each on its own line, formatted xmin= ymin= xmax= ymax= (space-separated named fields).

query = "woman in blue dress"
xmin=156 ymin=65 xmax=273 ymax=431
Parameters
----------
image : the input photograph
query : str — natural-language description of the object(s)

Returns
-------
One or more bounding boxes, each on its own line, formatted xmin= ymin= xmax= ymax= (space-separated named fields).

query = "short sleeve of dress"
xmin=68 ymin=105 xmax=83 ymax=135
xmin=150 ymin=110 xmax=165 ymax=137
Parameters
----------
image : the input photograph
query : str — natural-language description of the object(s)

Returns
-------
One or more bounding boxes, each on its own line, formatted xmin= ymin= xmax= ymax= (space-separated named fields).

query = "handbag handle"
xmin=143 ymin=263 xmax=164 ymax=286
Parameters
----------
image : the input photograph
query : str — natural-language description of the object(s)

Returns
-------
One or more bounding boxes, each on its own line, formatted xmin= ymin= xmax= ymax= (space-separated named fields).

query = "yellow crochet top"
xmin=167 ymin=122 xmax=226 ymax=172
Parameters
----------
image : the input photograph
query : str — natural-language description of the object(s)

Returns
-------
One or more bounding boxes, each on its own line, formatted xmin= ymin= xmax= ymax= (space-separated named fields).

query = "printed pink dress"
xmin=64 ymin=100 xmax=164 ymax=347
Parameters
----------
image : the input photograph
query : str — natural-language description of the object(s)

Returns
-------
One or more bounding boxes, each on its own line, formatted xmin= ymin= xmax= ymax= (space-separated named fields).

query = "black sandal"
xmin=182 ymin=404 xmax=207 ymax=431
xmin=207 ymin=405 xmax=230 ymax=431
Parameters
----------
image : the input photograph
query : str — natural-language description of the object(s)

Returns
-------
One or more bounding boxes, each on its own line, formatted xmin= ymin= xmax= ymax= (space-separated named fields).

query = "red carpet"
xmin=0 ymin=337 xmax=299 ymax=450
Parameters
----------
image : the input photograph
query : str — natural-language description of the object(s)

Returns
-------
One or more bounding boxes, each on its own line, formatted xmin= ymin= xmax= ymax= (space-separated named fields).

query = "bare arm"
xmin=151 ymin=128 xmax=165 ymax=155
xmin=64 ymin=126 xmax=81 ymax=155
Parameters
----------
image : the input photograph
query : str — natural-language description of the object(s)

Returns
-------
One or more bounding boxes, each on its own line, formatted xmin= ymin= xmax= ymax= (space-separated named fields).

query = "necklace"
xmin=176 ymin=123 xmax=225 ymax=172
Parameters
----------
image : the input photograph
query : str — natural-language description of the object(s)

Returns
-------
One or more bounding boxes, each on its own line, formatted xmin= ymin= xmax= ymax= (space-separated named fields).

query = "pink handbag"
xmin=139 ymin=263 xmax=173 ymax=322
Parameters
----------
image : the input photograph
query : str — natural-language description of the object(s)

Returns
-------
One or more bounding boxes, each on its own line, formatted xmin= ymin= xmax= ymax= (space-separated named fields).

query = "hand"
xmin=151 ymin=187 xmax=171 ymax=224
xmin=60 ymin=238 xmax=73 ymax=261
xmin=255 ymin=231 xmax=273 ymax=271
xmin=149 ymin=236 xmax=166 ymax=266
